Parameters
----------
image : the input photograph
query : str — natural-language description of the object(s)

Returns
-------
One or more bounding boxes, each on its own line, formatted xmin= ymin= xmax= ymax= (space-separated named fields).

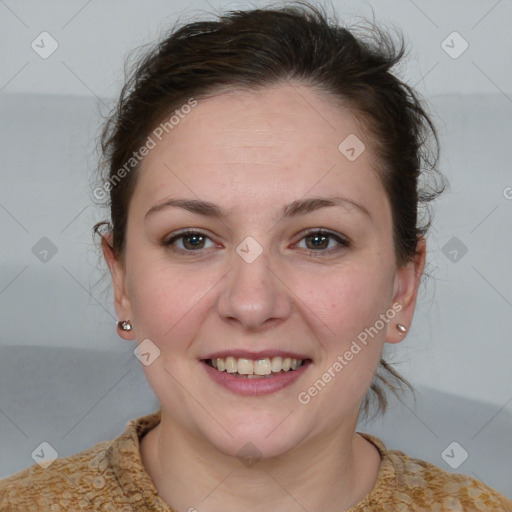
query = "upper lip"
xmin=202 ymin=349 xmax=312 ymax=361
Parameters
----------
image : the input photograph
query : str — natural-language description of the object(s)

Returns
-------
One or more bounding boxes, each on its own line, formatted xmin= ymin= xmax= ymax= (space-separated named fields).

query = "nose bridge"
xmin=217 ymin=235 xmax=293 ymax=328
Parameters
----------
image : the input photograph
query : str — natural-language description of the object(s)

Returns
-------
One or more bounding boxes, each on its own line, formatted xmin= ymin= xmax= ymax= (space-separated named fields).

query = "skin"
xmin=102 ymin=82 xmax=426 ymax=512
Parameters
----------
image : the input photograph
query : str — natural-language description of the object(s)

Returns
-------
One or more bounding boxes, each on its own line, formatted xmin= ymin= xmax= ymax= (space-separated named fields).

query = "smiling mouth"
xmin=204 ymin=356 xmax=311 ymax=379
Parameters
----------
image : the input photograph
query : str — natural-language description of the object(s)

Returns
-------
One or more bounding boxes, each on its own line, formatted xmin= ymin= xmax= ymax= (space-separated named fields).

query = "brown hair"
xmin=93 ymin=1 xmax=445 ymax=420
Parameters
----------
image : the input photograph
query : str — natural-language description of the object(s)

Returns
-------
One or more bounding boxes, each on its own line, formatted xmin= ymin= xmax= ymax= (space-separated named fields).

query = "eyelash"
xmin=163 ymin=228 xmax=350 ymax=257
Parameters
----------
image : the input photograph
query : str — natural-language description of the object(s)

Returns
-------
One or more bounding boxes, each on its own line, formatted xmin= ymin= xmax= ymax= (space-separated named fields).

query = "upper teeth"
xmin=210 ymin=356 xmax=304 ymax=375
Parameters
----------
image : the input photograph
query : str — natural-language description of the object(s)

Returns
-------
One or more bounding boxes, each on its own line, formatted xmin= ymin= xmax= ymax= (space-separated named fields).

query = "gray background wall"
xmin=2 ymin=0 xmax=512 ymax=97
xmin=1 ymin=0 xmax=511 ymax=478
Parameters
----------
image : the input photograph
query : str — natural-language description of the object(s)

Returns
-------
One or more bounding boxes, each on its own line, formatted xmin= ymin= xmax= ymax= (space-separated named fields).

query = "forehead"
xmin=132 ymin=83 xmax=389 ymax=223
xmin=147 ymin=83 xmax=367 ymax=165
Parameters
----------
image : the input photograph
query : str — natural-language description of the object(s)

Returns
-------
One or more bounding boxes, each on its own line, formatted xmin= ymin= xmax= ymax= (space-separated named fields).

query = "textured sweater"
xmin=1 ymin=409 xmax=511 ymax=511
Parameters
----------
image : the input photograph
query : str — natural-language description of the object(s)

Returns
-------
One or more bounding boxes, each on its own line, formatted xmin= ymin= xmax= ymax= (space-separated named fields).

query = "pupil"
xmin=185 ymin=234 xmax=203 ymax=249
xmin=308 ymin=234 xmax=327 ymax=249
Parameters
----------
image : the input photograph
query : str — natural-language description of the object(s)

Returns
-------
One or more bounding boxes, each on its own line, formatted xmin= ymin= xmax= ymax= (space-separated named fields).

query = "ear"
xmin=386 ymin=235 xmax=426 ymax=344
xmin=101 ymin=233 xmax=135 ymax=340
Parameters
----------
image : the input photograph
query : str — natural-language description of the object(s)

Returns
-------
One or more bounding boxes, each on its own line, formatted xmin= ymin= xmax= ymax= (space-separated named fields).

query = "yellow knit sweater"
xmin=1 ymin=409 xmax=510 ymax=511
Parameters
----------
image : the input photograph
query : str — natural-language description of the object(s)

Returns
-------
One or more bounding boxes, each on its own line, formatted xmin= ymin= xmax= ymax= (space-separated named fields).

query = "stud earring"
xmin=117 ymin=320 xmax=133 ymax=332
xmin=396 ymin=323 xmax=407 ymax=333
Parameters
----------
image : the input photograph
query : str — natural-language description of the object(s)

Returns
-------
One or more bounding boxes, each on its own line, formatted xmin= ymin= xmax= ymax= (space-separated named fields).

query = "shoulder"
xmin=357 ymin=432 xmax=512 ymax=511
xmin=0 ymin=439 xmax=125 ymax=511
xmin=388 ymin=446 xmax=512 ymax=510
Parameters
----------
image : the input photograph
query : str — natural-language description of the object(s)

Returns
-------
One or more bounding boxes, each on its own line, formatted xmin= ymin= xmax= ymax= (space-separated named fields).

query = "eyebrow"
xmin=145 ymin=195 xmax=371 ymax=222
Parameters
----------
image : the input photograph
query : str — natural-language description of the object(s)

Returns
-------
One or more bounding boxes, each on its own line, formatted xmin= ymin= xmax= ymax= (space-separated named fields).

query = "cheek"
xmin=295 ymin=267 xmax=390 ymax=413
xmin=299 ymin=260 xmax=392 ymax=342
xmin=296 ymin=260 xmax=393 ymax=403
xmin=125 ymin=253 xmax=209 ymax=343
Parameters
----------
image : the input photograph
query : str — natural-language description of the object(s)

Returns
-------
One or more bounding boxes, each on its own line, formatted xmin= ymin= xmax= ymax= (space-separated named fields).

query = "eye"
xmin=295 ymin=229 xmax=349 ymax=256
xmin=163 ymin=228 xmax=349 ymax=257
xmin=164 ymin=229 xmax=217 ymax=254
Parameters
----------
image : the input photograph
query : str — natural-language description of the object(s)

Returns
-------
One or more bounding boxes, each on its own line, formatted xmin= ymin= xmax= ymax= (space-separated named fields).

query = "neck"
xmin=140 ymin=410 xmax=382 ymax=512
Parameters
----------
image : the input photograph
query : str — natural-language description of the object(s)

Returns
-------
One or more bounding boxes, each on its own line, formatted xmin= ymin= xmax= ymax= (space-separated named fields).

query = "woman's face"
xmin=105 ymin=83 xmax=424 ymax=458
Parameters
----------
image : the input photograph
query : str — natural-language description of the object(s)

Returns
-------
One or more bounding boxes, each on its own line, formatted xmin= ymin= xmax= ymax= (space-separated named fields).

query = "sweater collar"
xmin=107 ymin=410 xmax=396 ymax=511
xmin=107 ymin=408 xmax=171 ymax=510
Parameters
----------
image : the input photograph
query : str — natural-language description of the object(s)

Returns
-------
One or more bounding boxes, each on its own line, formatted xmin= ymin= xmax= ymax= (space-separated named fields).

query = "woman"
xmin=1 ymin=2 xmax=510 ymax=510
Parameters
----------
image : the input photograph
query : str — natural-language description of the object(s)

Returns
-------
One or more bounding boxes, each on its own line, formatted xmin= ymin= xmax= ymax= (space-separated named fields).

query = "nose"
xmin=217 ymin=245 xmax=294 ymax=331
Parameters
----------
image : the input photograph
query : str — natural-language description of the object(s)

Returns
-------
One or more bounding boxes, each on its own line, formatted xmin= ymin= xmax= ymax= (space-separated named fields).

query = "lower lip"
xmin=201 ymin=360 xmax=311 ymax=396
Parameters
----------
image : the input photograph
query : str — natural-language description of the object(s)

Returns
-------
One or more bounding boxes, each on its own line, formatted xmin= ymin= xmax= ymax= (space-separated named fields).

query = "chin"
xmin=197 ymin=415 xmax=308 ymax=461
xmin=209 ymin=432 xmax=302 ymax=462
